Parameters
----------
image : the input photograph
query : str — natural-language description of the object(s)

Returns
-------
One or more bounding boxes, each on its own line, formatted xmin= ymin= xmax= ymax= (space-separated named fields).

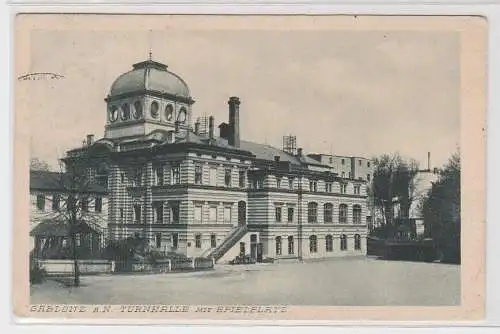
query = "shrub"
xmin=29 ymin=258 xmax=47 ymax=285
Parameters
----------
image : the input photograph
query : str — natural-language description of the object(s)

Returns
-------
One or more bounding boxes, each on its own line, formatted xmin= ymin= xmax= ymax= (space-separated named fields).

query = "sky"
xmin=25 ymin=26 xmax=460 ymax=170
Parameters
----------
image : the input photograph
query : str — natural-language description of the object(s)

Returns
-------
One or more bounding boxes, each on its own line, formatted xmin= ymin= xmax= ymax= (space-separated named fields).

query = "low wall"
xmin=38 ymin=259 xmax=114 ymax=275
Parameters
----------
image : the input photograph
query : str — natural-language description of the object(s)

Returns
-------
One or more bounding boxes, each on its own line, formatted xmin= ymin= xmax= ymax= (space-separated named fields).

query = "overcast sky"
xmin=26 ymin=28 xmax=460 ymax=170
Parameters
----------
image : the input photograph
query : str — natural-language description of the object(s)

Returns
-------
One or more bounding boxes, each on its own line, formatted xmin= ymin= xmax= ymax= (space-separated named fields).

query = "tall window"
xmin=309 ymin=181 xmax=317 ymax=192
xmin=308 ymin=202 xmax=318 ymax=223
xmin=134 ymin=168 xmax=142 ymax=186
xmin=339 ymin=204 xmax=348 ymax=224
xmin=170 ymin=202 xmax=180 ymax=223
xmin=325 ymin=182 xmax=333 ymax=193
xmin=341 ymin=159 xmax=345 ymax=165
xmin=194 ymin=205 xmax=202 ymax=224
xmin=195 ymin=164 xmax=203 ymax=185
xmin=288 ymin=236 xmax=294 ymax=254
xmin=94 ymin=197 xmax=102 ymax=213
xmin=239 ymin=170 xmax=246 ymax=188
xmin=52 ymin=194 xmax=60 ymax=211
xmin=275 ymin=236 xmax=282 ymax=255
xmin=223 ymin=206 xmax=231 ymax=223
xmin=195 ymin=234 xmax=202 ymax=248
xmin=120 ymin=208 xmax=124 ymax=221
xmin=367 ymin=174 xmax=371 ymax=181
xmin=81 ymin=198 xmax=89 ymax=212
xmin=153 ymin=202 xmax=163 ymax=224
xmin=276 ymin=177 xmax=281 ymax=189
xmin=211 ymin=234 xmax=217 ymax=248
xmin=367 ymin=161 xmax=371 ymax=168
xmin=309 ymin=235 xmax=318 ymax=253
xmin=324 ymin=203 xmax=333 ymax=223
xmin=329 ymin=157 xmax=333 ymax=164
xmin=353 ymin=205 xmax=362 ymax=224
xmin=172 ymin=233 xmax=179 ymax=249
xmin=325 ymin=234 xmax=333 ymax=252
xmin=209 ymin=168 xmax=217 ymax=186
xmin=155 ymin=233 xmax=162 ymax=248
xmin=340 ymin=234 xmax=348 ymax=250
xmin=288 ymin=177 xmax=294 ymax=190
xmin=354 ymin=185 xmax=361 ymax=195
xmin=287 ymin=207 xmax=294 ymax=222
xmin=153 ymin=165 xmax=164 ymax=186
xmin=224 ymin=168 xmax=232 ymax=187
xmin=36 ymin=195 xmax=45 ymax=211
xmin=171 ymin=163 xmax=181 ymax=185
xmin=134 ymin=204 xmax=142 ymax=224
xmin=275 ymin=206 xmax=282 ymax=222
xmin=355 ymin=234 xmax=361 ymax=250
xmin=340 ymin=183 xmax=347 ymax=194
xmin=209 ymin=206 xmax=217 ymax=223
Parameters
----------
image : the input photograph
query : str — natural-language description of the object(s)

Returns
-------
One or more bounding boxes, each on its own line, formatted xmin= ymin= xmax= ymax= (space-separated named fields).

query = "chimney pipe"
xmin=297 ymin=148 xmax=303 ymax=157
xmin=86 ymin=134 xmax=94 ymax=146
xmin=427 ymin=152 xmax=431 ymax=171
xmin=228 ymin=96 xmax=241 ymax=148
xmin=174 ymin=121 xmax=180 ymax=134
xmin=209 ymin=116 xmax=215 ymax=140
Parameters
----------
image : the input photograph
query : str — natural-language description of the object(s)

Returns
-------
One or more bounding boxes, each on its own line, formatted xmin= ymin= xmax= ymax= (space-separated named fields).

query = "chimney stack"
xmin=297 ymin=148 xmax=303 ymax=157
xmin=174 ymin=121 xmax=180 ymax=134
xmin=194 ymin=119 xmax=200 ymax=135
xmin=86 ymin=134 xmax=94 ymax=146
xmin=427 ymin=151 xmax=431 ymax=171
xmin=209 ymin=116 xmax=215 ymax=140
xmin=228 ymin=96 xmax=241 ymax=148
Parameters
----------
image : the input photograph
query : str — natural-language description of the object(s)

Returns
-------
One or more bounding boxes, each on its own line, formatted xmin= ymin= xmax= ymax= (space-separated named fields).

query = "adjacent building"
xmin=62 ymin=58 xmax=370 ymax=263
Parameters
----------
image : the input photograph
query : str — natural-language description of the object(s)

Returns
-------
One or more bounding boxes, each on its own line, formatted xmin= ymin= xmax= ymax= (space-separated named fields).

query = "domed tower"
xmin=104 ymin=59 xmax=195 ymax=139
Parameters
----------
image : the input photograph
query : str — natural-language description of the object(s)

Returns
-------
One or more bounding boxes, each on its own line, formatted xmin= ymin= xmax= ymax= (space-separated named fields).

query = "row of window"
xmin=35 ymin=194 xmax=103 ymax=213
xmin=109 ymin=101 xmax=188 ymax=124
xmin=275 ymin=234 xmax=362 ymax=255
xmin=305 ymin=203 xmax=362 ymax=224
xmin=328 ymin=157 xmax=371 ymax=168
xmin=152 ymin=232 xmax=217 ymax=249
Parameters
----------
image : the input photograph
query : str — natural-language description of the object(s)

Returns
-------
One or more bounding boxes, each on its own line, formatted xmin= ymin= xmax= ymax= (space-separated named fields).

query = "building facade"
xmin=64 ymin=58 xmax=369 ymax=262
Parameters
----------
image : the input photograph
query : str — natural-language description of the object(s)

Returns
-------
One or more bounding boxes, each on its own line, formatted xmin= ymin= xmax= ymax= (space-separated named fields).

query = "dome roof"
xmin=109 ymin=60 xmax=191 ymax=98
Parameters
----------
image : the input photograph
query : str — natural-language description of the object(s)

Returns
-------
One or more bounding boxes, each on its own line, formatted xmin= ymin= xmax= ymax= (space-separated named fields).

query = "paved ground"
xmin=30 ymin=257 xmax=460 ymax=306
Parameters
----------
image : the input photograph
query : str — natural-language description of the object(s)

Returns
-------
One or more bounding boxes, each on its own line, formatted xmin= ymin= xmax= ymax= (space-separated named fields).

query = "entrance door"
xmin=250 ymin=234 xmax=258 ymax=260
xmin=238 ymin=201 xmax=247 ymax=226
xmin=256 ymin=243 xmax=263 ymax=262
xmin=239 ymin=242 xmax=246 ymax=257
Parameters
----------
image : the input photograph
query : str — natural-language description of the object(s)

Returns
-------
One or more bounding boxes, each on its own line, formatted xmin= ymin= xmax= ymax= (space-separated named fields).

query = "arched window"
xmin=275 ymin=236 xmax=282 ymax=255
xmin=340 ymin=234 xmax=347 ymax=251
xmin=309 ymin=235 xmax=318 ymax=253
xmin=164 ymin=104 xmax=174 ymax=121
xmin=353 ymin=205 xmax=362 ymax=224
xmin=150 ymin=101 xmax=159 ymax=119
xmin=287 ymin=236 xmax=294 ymax=255
xmin=325 ymin=234 xmax=333 ymax=252
xmin=121 ymin=103 xmax=130 ymax=120
xmin=308 ymin=202 xmax=318 ymax=223
xmin=178 ymin=106 xmax=187 ymax=123
xmin=354 ymin=234 xmax=362 ymax=250
xmin=324 ymin=203 xmax=333 ymax=223
xmin=339 ymin=204 xmax=348 ymax=224
xmin=133 ymin=101 xmax=143 ymax=119
xmin=109 ymin=105 xmax=118 ymax=122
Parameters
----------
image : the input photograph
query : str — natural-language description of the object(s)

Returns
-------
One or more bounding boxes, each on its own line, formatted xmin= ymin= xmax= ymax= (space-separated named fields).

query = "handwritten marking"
xmin=17 ymin=72 xmax=65 ymax=81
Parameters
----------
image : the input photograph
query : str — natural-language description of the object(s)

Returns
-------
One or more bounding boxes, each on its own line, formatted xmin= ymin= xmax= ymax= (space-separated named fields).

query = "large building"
xmin=63 ymin=58 xmax=370 ymax=263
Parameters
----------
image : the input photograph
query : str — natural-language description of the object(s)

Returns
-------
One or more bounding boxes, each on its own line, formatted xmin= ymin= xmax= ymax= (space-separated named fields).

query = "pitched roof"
xmin=30 ymin=220 xmax=97 ymax=237
xmin=30 ymin=170 xmax=108 ymax=195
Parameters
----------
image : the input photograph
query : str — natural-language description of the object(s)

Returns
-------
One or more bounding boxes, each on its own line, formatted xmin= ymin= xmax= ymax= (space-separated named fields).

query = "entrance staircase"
xmin=207 ymin=225 xmax=248 ymax=263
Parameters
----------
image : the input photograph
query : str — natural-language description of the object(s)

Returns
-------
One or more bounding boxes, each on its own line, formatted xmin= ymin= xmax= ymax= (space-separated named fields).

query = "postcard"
xmin=13 ymin=14 xmax=486 ymax=322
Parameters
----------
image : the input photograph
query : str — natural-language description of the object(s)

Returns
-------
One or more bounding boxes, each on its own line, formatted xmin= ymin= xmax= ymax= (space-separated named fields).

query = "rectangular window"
xmin=287 ymin=207 xmax=294 ymax=222
xmin=367 ymin=161 xmax=371 ymax=168
xmin=209 ymin=168 xmax=217 ymax=186
xmin=120 ymin=208 xmax=124 ymax=221
xmin=224 ymin=168 xmax=232 ymax=187
xmin=354 ymin=185 xmax=361 ymax=195
xmin=195 ymin=164 xmax=203 ymax=185
xmin=276 ymin=178 xmax=281 ymax=189
xmin=171 ymin=163 xmax=181 ymax=185
xmin=341 ymin=184 xmax=347 ymax=194
xmin=134 ymin=168 xmax=142 ymax=187
xmin=239 ymin=170 xmax=246 ymax=188
xmin=223 ymin=207 xmax=231 ymax=223
xmin=155 ymin=233 xmax=162 ymax=248
xmin=209 ymin=206 xmax=217 ymax=223
xmin=210 ymin=234 xmax=217 ymax=248
xmin=325 ymin=182 xmax=333 ymax=193
xmin=94 ymin=197 xmax=102 ymax=213
xmin=359 ymin=160 xmax=362 ymax=166
xmin=172 ymin=233 xmax=179 ymax=249
xmin=288 ymin=236 xmax=294 ymax=254
xmin=194 ymin=205 xmax=202 ymax=224
xmin=275 ymin=206 xmax=282 ymax=222
xmin=367 ymin=174 xmax=371 ymax=181
xmin=341 ymin=159 xmax=345 ymax=165
xmin=153 ymin=165 xmax=164 ymax=186
xmin=276 ymin=237 xmax=282 ymax=256
xmin=170 ymin=203 xmax=180 ymax=223
xmin=121 ymin=173 xmax=125 ymax=183
xmin=309 ymin=181 xmax=317 ymax=192
xmin=81 ymin=198 xmax=89 ymax=212
xmin=288 ymin=178 xmax=294 ymax=190
xmin=153 ymin=202 xmax=163 ymax=224
xmin=133 ymin=204 xmax=141 ymax=224
xmin=329 ymin=157 xmax=333 ymax=164
xmin=36 ymin=195 xmax=45 ymax=211
xmin=195 ymin=234 xmax=202 ymax=248
xmin=52 ymin=194 xmax=60 ymax=211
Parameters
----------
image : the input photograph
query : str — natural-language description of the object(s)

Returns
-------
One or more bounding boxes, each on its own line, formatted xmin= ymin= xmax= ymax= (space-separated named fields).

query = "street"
xmin=30 ymin=257 xmax=460 ymax=306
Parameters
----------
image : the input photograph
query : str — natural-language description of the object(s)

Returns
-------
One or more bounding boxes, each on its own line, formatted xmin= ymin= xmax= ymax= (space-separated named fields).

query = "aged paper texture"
xmin=13 ymin=14 xmax=486 ymax=322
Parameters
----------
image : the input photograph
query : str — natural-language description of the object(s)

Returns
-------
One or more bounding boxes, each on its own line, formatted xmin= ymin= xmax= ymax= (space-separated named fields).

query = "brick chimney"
xmin=228 ymin=96 xmax=241 ymax=148
xmin=209 ymin=116 xmax=215 ymax=140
